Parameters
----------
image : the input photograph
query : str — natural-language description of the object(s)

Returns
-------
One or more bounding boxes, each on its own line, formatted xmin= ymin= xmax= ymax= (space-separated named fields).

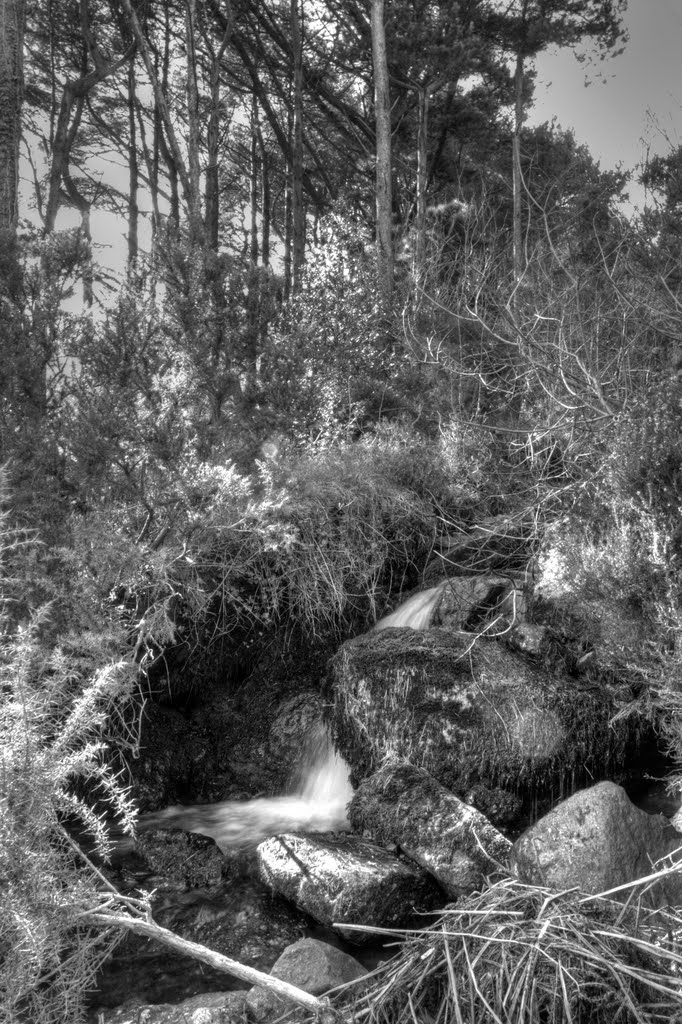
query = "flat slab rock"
xmin=512 ymin=781 xmax=682 ymax=907
xmin=350 ymin=763 xmax=511 ymax=897
xmin=257 ymin=831 xmax=442 ymax=942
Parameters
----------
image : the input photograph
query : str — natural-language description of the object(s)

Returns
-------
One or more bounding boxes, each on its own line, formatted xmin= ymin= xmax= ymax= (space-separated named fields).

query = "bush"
xmin=0 ymin=476 xmax=149 ymax=1024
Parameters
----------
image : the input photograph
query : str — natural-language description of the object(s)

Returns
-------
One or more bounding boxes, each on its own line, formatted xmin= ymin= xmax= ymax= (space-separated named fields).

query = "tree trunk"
xmin=512 ymin=47 xmax=524 ymax=287
xmin=283 ymin=104 xmax=293 ymax=298
xmin=201 ymin=3 xmax=232 ymax=251
xmin=257 ymin=123 xmax=271 ymax=267
xmin=414 ymin=84 xmax=429 ymax=277
xmin=127 ymin=60 xmax=139 ymax=265
xmin=185 ymin=0 xmax=203 ymax=245
xmin=0 ymin=0 xmax=26 ymax=237
xmin=290 ymin=0 xmax=305 ymax=291
xmin=204 ymin=56 xmax=222 ymax=251
xmin=120 ymin=0 xmax=193 ymax=224
xmin=250 ymin=98 xmax=260 ymax=266
xmin=370 ymin=0 xmax=393 ymax=316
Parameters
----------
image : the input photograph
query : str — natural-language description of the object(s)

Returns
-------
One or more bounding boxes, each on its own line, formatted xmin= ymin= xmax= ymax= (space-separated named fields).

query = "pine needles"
xmin=348 ymin=877 xmax=682 ymax=1024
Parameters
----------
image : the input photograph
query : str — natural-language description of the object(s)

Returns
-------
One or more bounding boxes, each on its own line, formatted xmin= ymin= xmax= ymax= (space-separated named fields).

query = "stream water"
xmin=373 ymin=582 xmax=447 ymax=630
xmin=138 ymin=722 xmax=354 ymax=853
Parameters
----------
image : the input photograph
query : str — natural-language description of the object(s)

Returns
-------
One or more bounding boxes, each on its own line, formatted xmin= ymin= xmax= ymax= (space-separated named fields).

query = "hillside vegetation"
xmin=3 ymin=0 xmax=682 ymax=1019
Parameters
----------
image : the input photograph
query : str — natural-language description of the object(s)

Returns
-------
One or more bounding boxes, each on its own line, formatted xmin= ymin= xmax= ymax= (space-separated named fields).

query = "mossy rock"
xmin=326 ymin=628 xmax=643 ymax=809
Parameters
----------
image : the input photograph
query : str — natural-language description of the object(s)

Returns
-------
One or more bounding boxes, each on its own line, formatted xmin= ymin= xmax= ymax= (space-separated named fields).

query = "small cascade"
xmin=139 ymin=724 xmax=353 ymax=854
xmin=373 ymin=582 xmax=447 ymax=631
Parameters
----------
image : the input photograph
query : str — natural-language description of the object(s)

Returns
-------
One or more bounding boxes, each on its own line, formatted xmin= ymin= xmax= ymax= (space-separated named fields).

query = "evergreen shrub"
xmin=0 ymin=475 xmax=148 ymax=1024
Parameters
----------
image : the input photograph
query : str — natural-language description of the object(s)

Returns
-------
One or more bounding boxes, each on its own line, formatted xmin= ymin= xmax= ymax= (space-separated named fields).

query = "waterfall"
xmin=373 ymin=582 xmax=447 ymax=631
xmin=139 ymin=725 xmax=353 ymax=854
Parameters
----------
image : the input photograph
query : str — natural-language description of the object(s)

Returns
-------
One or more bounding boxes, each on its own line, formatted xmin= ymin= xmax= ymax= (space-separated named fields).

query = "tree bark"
xmin=202 ymin=6 xmax=233 ymax=250
xmin=0 ymin=0 xmax=26 ymax=236
xmin=250 ymin=98 xmax=260 ymax=266
xmin=290 ymin=0 xmax=305 ymax=291
xmin=257 ymin=122 xmax=271 ymax=266
xmin=185 ymin=0 xmax=204 ymax=244
xmin=512 ymin=47 xmax=525 ymax=287
xmin=119 ymin=0 xmax=194 ymax=224
xmin=370 ymin=0 xmax=394 ymax=315
xmin=127 ymin=60 xmax=139 ymax=265
xmin=84 ymin=913 xmax=331 ymax=1014
xmin=414 ymin=84 xmax=429 ymax=275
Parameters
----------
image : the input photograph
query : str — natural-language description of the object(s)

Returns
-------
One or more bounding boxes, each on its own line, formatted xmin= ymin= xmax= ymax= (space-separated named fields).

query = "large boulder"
xmin=511 ymin=781 xmax=682 ymax=906
xmin=257 ymin=832 xmax=442 ymax=943
xmin=246 ymin=938 xmax=367 ymax=1022
xmin=349 ymin=763 xmax=511 ymax=896
xmin=326 ymin=627 xmax=642 ymax=821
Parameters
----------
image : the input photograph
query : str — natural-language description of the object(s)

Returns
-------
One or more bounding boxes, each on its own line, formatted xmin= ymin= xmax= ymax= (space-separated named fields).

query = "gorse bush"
xmin=0 ymin=476 xmax=149 ymax=1024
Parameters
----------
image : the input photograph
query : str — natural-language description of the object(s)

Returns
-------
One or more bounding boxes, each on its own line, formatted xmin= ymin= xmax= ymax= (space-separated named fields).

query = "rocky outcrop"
xmin=349 ymin=764 xmax=511 ymax=896
xmin=326 ymin=627 xmax=641 ymax=822
xmin=511 ymin=781 xmax=682 ymax=907
xmin=257 ymin=832 xmax=442 ymax=943
xmin=246 ymin=938 xmax=367 ymax=1022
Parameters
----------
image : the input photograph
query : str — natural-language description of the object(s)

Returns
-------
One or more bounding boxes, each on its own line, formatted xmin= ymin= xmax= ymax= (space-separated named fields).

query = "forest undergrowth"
xmin=4 ymin=162 xmax=682 ymax=1021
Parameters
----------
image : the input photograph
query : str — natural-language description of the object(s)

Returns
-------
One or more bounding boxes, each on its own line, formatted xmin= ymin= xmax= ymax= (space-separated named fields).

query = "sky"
xmin=529 ymin=0 xmax=682 ymax=211
xmin=44 ymin=0 xmax=682 ymax=286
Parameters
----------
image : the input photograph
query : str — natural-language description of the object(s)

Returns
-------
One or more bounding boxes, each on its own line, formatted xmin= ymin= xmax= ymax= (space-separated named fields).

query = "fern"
xmin=0 ymin=473 xmax=149 ymax=1023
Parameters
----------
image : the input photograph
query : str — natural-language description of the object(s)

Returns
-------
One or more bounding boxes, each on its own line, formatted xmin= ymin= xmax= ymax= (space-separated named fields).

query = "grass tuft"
xmin=348 ymin=876 xmax=682 ymax=1024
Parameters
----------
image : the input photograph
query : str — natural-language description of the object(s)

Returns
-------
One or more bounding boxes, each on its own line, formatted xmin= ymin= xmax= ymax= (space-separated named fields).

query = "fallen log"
xmin=85 ymin=912 xmax=337 ymax=1017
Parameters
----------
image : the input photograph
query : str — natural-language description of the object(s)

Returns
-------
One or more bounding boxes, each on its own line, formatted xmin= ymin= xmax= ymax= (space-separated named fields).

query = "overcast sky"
xmin=530 ymin=0 xmax=682 ymax=209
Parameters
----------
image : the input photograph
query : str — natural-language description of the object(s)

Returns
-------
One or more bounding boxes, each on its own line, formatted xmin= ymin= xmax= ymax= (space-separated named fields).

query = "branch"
xmin=83 ymin=912 xmax=336 ymax=1014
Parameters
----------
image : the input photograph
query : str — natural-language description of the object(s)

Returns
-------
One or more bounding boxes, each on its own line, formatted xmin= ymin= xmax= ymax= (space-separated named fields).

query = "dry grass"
xmin=344 ymin=877 xmax=682 ymax=1024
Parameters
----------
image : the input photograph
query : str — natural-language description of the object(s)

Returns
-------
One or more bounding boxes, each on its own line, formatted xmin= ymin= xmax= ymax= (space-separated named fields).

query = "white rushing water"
xmin=139 ymin=724 xmax=354 ymax=853
xmin=373 ymin=582 xmax=447 ymax=631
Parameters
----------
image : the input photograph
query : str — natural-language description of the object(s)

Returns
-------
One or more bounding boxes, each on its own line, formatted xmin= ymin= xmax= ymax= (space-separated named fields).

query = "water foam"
xmin=373 ymin=583 xmax=447 ymax=631
xmin=139 ymin=725 xmax=353 ymax=853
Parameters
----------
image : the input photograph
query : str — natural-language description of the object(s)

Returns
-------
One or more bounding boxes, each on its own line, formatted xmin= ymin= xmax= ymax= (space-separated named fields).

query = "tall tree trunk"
xmin=120 ymin=0 xmax=192 ymax=225
xmin=283 ymin=105 xmax=293 ymax=299
xmin=127 ymin=60 xmax=139 ymax=266
xmin=185 ymin=0 xmax=203 ymax=245
xmin=0 ymin=0 xmax=26 ymax=238
xmin=414 ymin=84 xmax=429 ymax=276
xmin=290 ymin=0 xmax=305 ymax=292
xmin=204 ymin=56 xmax=221 ymax=251
xmin=512 ymin=47 xmax=524 ymax=287
xmin=250 ymin=99 xmax=259 ymax=267
xmin=257 ymin=124 xmax=271 ymax=267
xmin=201 ymin=2 xmax=232 ymax=251
xmin=370 ymin=0 xmax=393 ymax=317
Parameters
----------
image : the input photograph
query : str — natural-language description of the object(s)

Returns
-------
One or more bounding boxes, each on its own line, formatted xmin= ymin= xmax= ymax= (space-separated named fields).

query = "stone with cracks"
xmin=326 ymin=628 xmax=643 ymax=819
xmin=511 ymin=781 xmax=682 ymax=906
xmin=257 ymin=832 xmax=442 ymax=943
xmin=246 ymin=937 xmax=367 ymax=1021
xmin=349 ymin=763 xmax=511 ymax=896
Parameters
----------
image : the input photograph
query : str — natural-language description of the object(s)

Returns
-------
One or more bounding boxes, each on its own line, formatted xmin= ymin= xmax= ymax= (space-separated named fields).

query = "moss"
xmin=326 ymin=628 xmax=644 ymax=809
